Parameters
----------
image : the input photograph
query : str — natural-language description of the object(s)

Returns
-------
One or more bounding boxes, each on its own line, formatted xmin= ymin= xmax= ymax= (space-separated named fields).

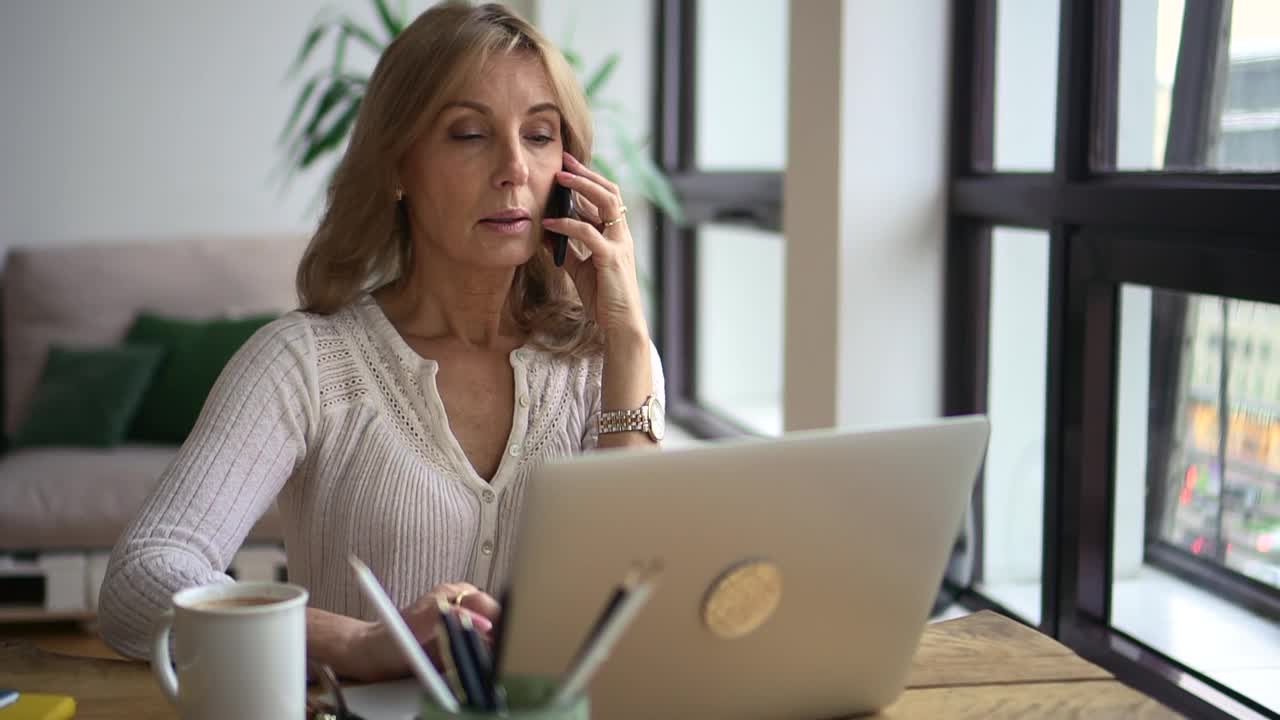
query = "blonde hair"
xmin=297 ymin=1 xmax=601 ymax=356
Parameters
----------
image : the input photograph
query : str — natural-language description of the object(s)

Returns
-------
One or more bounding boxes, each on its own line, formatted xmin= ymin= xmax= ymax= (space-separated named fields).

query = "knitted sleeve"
xmin=97 ymin=315 xmax=318 ymax=659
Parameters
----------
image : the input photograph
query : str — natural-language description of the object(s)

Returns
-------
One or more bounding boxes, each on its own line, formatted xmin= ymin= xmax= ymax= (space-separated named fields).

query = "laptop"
xmin=498 ymin=414 xmax=990 ymax=720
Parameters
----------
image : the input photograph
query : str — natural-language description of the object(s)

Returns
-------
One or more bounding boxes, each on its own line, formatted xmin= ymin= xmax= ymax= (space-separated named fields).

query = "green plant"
xmin=280 ymin=0 xmax=683 ymax=223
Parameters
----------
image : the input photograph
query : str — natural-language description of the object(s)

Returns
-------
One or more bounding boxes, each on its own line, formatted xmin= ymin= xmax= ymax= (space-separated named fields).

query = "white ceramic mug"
xmin=151 ymin=581 xmax=308 ymax=720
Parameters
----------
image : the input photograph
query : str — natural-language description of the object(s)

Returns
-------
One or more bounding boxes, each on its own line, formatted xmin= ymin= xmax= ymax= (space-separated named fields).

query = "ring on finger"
xmin=601 ymin=205 xmax=627 ymax=229
xmin=452 ymin=589 xmax=472 ymax=608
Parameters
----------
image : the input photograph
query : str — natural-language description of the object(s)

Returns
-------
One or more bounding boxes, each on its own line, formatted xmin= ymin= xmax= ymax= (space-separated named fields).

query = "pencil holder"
xmin=417 ymin=675 xmax=589 ymax=719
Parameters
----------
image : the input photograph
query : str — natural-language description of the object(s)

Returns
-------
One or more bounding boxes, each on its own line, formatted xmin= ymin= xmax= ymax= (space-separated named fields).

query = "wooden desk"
xmin=0 ymin=611 xmax=1178 ymax=719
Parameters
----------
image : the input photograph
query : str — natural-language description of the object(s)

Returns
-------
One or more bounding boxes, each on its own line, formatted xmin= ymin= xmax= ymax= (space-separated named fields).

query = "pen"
xmin=432 ymin=600 xmax=468 ymax=707
xmin=459 ymin=610 xmax=506 ymax=712
xmin=550 ymin=561 xmax=662 ymax=708
xmin=436 ymin=596 xmax=489 ymax=710
xmin=347 ymin=555 xmax=460 ymax=713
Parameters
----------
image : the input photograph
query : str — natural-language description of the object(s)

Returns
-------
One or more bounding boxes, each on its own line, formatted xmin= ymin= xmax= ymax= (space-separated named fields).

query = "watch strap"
xmin=597 ymin=401 xmax=652 ymax=436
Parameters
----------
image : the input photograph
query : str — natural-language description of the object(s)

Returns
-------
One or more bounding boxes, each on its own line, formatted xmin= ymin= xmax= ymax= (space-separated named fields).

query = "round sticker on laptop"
xmin=701 ymin=559 xmax=782 ymax=639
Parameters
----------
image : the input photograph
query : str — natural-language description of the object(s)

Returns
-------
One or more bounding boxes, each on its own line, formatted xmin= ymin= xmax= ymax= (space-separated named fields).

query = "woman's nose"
xmin=493 ymin=136 xmax=530 ymax=189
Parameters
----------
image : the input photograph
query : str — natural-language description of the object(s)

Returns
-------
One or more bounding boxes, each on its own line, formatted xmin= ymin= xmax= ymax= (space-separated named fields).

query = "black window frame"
xmin=945 ymin=1 xmax=1280 ymax=718
xmin=652 ymin=0 xmax=784 ymax=440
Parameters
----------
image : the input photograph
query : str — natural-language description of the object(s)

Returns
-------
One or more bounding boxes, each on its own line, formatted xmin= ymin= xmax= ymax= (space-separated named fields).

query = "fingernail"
xmin=470 ymin=613 xmax=493 ymax=633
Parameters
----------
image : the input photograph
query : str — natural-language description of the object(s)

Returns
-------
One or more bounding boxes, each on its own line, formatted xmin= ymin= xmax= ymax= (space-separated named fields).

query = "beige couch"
xmin=0 ymin=235 xmax=307 ymax=617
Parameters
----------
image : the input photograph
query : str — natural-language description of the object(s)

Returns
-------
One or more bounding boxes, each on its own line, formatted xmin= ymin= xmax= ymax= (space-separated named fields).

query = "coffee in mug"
xmin=152 ymin=581 xmax=308 ymax=720
xmin=191 ymin=596 xmax=280 ymax=610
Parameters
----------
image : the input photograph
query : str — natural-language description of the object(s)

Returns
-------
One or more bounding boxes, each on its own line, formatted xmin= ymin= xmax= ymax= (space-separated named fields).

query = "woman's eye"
xmin=526 ymin=134 xmax=554 ymax=145
xmin=452 ymin=133 xmax=485 ymax=141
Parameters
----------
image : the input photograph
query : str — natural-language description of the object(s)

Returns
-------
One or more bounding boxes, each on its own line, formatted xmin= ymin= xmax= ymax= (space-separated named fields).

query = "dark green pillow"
xmin=126 ymin=313 xmax=276 ymax=444
xmin=12 ymin=344 xmax=165 ymax=448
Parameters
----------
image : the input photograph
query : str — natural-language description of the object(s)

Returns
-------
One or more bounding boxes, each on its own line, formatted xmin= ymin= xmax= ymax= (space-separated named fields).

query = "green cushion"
xmin=12 ymin=344 xmax=165 ymax=448
xmin=126 ymin=313 xmax=276 ymax=444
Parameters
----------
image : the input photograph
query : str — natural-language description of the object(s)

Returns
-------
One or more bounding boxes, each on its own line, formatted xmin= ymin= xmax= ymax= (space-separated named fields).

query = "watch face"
xmin=649 ymin=396 xmax=666 ymax=441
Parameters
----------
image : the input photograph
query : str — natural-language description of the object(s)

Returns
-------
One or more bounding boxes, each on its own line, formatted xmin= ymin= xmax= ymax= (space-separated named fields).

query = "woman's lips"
xmin=478 ymin=217 xmax=532 ymax=234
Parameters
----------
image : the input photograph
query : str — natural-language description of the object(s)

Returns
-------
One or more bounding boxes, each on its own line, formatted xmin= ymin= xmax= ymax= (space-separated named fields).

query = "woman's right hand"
xmin=345 ymin=582 xmax=502 ymax=682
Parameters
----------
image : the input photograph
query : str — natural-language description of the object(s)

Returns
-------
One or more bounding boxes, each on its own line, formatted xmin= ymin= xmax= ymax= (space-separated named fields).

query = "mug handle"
xmin=151 ymin=609 xmax=180 ymax=705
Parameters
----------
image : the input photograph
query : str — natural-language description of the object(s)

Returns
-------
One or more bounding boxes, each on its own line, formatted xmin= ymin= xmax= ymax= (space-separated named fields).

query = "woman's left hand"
xmin=541 ymin=152 xmax=649 ymax=340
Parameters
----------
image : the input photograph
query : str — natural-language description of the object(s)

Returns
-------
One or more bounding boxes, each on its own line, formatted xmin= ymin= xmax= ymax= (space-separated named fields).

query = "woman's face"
xmin=400 ymin=52 xmax=564 ymax=270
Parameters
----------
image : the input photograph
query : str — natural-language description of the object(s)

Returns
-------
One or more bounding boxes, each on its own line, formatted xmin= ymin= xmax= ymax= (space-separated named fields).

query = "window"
xmin=977 ymin=227 xmax=1051 ymax=624
xmin=946 ymin=0 xmax=1280 ymax=717
xmin=653 ymin=0 xmax=785 ymax=438
xmin=1114 ymin=0 xmax=1280 ymax=171
xmin=694 ymin=223 xmax=783 ymax=436
xmin=992 ymin=0 xmax=1060 ymax=170
xmin=1143 ymin=294 xmax=1280 ymax=591
xmin=1113 ymin=288 xmax=1280 ymax=710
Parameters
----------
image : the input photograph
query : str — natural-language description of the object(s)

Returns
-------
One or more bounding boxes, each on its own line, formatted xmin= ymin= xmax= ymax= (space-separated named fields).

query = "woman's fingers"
xmin=574 ymin=193 xmax=602 ymax=225
xmin=564 ymin=152 xmax=620 ymax=197
xmin=542 ymin=216 xmax=610 ymax=260
xmin=555 ymin=169 xmax=623 ymax=225
xmin=456 ymin=590 xmax=502 ymax=624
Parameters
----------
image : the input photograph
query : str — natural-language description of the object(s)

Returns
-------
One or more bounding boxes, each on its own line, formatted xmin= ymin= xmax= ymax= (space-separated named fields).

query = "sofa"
xmin=0 ymin=235 xmax=308 ymax=619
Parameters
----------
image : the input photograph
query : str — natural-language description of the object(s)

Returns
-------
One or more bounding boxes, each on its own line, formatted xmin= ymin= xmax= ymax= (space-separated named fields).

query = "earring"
xmin=395 ymin=187 xmax=404 ymax=202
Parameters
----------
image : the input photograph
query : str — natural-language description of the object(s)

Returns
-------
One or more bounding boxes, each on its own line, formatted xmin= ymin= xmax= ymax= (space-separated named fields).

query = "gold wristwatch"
xmin=597 ymin=394 xmax=665 ymax=442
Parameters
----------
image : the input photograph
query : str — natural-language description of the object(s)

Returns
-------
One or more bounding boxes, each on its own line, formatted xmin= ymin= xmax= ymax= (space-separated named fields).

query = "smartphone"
xmin=546 ymin=180 xmax=575 ymax=266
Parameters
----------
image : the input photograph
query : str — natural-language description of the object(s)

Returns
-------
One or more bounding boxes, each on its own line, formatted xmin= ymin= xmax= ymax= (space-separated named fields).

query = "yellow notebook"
xmin=0 ymin=694 xmax=76 ymax=720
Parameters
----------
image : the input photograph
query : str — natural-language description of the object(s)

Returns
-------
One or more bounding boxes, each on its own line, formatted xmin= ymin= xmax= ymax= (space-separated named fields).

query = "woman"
xmin=98 ymin=1 xmax=664 ymax=682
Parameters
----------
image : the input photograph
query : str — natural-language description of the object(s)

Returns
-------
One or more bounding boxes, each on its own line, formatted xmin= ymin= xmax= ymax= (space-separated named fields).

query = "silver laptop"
xmin=499 ymin=415 xmax=990 ymax=720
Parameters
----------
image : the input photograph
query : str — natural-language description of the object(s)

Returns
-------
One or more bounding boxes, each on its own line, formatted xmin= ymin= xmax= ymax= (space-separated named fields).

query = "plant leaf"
xmin=339 ymin=72 xmax=369 ymax=87
xmin=608 ymin=117 xmax=684 ymax=223
xmin=279 ymin=75 xmax=320 ymax=144
xmin=592 ymin=154 xmax=619 ymax=185
xmin=332 ymin=26 xmax=349 ymax=77
xmin=287 ymin=23 xmax=328 ymax=78
xmin=584 ymin=53 xmax=620 ymax=99
xmin=372 ymin=0 xmax=404 ymax=39
xmin=588 ymin=99 xmax=624 ymax=114
xmin=339 ymin=17 xmax=383 ymax=53
xmin=301 ymin=99 xmax=361 ymax=168
xmin=641 ymin=160 xmax=685 ymax=224
xmin=304 ymin=80 xmax=356 ymax=139
xmin=562 ymin=49 xmax=583 ymax=71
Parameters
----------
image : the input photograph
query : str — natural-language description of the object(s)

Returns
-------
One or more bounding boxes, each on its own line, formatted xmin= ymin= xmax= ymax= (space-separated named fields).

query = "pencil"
xmin=347 ymin=555 xmax=460 ymax=712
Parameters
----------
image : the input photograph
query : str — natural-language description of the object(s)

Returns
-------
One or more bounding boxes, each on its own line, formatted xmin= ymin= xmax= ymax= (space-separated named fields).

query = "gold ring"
xmin=452 ymin=589 xmax=472 ymax=608
xmin=600 ymin=205 xmax=627 ymax=229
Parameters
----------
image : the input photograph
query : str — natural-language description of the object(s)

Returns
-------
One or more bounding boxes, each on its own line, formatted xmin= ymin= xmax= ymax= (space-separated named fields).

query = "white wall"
xmin=783 ymin=0 xmax=843 ymax=432
xmin=0 ymin=1 xmax=397 ymax=250
xmin=784 ymin=0 xmax=950 ymax=432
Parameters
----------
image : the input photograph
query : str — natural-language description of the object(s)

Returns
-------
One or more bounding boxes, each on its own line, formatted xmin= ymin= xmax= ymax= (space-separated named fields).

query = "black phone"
xmin=546 ymin=180 xmax=575 ymax=266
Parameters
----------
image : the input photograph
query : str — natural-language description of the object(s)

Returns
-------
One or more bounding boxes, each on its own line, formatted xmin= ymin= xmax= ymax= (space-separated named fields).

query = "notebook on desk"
xmin=499 ymin=415 xmax=990 ymax=720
